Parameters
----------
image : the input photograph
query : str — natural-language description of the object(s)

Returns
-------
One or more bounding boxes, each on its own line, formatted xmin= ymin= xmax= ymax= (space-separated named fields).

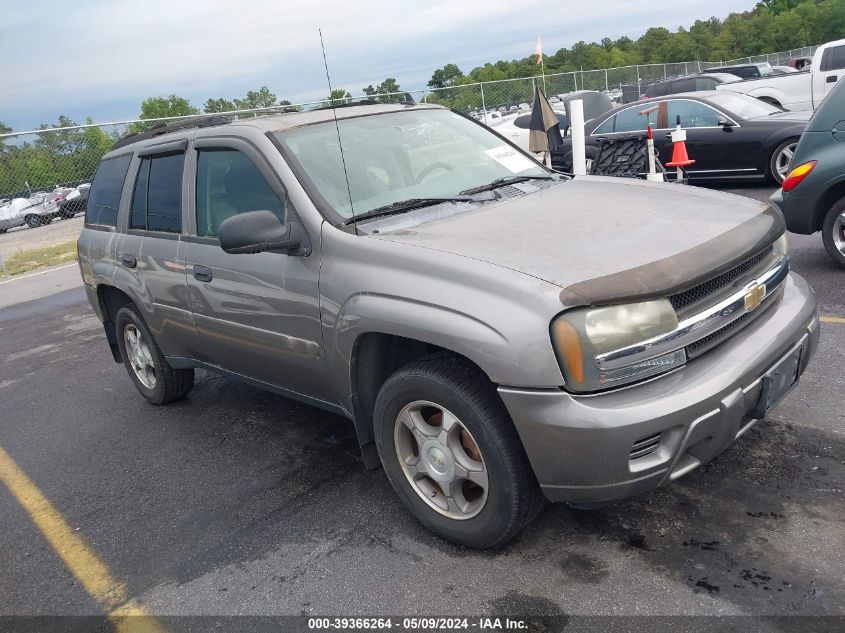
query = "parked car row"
xmin=0 ymin=183 xmax=89 ymax=234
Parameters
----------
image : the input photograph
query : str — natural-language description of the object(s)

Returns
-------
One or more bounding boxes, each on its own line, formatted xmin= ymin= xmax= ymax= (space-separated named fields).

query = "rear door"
xmin=183 ymin=137 xmax=330 ymax=402
xmin=115 ymin=143 xmax=199 ymax=359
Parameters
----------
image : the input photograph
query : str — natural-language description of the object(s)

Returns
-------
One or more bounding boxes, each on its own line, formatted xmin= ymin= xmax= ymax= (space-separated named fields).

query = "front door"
xmin=819 ymin=43 xmax=845 ymax=97
xmin=662 ymin=99 xmax=759 ymax=179
xmin=184 ymin=140 xmax=331 ymax=402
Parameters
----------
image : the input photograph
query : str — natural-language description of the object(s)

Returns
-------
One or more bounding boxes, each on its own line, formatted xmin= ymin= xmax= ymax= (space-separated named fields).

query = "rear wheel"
xmin=821 ymin=198 xmax=845 ymax=268
xmin=115 ymin=304 xmax=194 ymax=404
xmin=769 ymin=138 xmax=799 ymax=184
xmin=25 ymin=215 xmax=43 ymax=228
xmin=373 ymin=353 xmax=544 ymax=548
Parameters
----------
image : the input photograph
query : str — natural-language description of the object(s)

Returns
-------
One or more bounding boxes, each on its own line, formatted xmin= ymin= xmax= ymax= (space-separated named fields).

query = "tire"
xmin=0 ymin=228 xmax=6 ymax=234
xmin=114 ymin=304 xmax=194 ymax=404
xmin=25 ymin=215 xmax=42 ymax=228
xmin=373 ymin=353 xmax=544 ymax=548
xmin=821 ymin=197 xmax=845 ymax=268
xmin=769 ymin=138 xmax=799 ymax=184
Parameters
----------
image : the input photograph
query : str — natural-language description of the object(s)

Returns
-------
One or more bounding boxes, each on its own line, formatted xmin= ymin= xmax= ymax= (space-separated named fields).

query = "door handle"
xmin=827 ymin=75 xmax=838 ymax=83
xmin=193 ymin=264 xmax=213 ymax=283
xmin=120 ymin=254 xmax=137 ymax=268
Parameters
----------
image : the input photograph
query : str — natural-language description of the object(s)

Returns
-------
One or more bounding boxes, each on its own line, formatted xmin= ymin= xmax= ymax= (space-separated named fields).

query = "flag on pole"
xmin=528 ymin=84 xmax=563 ymax=155
xmin=534 ymin=35 xmax=543 ymax=64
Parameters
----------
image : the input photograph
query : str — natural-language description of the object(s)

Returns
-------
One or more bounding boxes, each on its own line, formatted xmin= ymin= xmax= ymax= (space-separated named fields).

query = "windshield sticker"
xmin=484 ymin=145 xmax=538 ymax=174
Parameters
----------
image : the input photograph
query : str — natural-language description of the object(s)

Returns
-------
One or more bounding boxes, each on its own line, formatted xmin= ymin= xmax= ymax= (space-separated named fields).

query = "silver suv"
xmin=78 ymin=104 xmax=819 ymax=547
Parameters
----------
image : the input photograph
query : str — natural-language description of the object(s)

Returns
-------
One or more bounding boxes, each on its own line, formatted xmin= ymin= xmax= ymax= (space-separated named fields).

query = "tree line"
xmin=426 ymin=0 xmax=844 ymax=88
xmin=2 ymin=0 xmax=842 ymax=198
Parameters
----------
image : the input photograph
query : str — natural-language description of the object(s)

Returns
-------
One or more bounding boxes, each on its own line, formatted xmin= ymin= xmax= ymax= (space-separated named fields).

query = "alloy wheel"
xmin=124 ymin=324 xmax=156 ymax=389
xmin=833 ymin=212 xmax=845 ymax=256
xmin=394 ymin=400 xmax=488 ymax=520
xmin=775 ymin=141 xmax=797 ymax=182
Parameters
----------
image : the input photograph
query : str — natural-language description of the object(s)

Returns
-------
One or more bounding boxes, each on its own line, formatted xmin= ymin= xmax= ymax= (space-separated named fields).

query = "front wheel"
xmin=373 ymin=353 xmax=544 ymax=548
xmin=115 ymin=304 xmax=194 ymax=404
xmin=769 ymin=138 xmax=799 ymax=184
xmin=821 ymin=198 xmax=845 ymax=268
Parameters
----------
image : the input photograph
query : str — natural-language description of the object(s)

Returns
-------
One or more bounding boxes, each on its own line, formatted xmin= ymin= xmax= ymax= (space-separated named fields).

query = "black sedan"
xmin=553 ymin=91 xmax=810 ymax=183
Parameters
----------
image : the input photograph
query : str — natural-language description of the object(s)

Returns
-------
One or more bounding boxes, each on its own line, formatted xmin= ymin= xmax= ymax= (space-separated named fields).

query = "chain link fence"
xmin=0 ymin=44 xmax=820 ymax=234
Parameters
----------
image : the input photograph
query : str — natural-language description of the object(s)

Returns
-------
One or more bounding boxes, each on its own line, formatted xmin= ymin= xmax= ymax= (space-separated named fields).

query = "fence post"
xmin=605 ymin=69 xmax=608 ymax=92
xmin=636 ymin=65 xmax=640 ymax=97
xmin=479 ymin=83 xmax=488 ymax=125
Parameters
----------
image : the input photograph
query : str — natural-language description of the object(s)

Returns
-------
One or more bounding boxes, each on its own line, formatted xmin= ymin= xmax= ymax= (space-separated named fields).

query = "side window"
xmin=130 ymin=158 xmax=149 ymax=230
xmin=85 ymin=155 xmax=131 ymax=227
xmin=666 ymin=100 xmax=721 ymax=127
xmin=671 ymin=78 xmax=695 ymax=93
xmin=195 ymin=149 xmax=285 ymax=238
xmin=695 ymin=77 xmax=718 ymax=90
xmin=592 ymin=115 xmax=615 ymax=135
xmin=130 ymin=152 xmax=184 ymax=233
xmin=612 ymin=106 xmax=649 ymax=133
xmin=820 ymin=45 xmax=845 ymax=71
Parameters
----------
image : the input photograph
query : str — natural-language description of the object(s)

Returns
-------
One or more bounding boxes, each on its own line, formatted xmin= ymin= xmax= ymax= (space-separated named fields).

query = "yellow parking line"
xmin=0 ymin=446 xmax=167 ymax=633
xmin=820 ymin=316 xmax=845 ymax=324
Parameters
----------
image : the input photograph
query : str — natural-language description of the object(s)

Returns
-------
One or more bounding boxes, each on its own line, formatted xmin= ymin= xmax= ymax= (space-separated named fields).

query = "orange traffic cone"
xmin=666 ymin=139 xmax=695 ymax=167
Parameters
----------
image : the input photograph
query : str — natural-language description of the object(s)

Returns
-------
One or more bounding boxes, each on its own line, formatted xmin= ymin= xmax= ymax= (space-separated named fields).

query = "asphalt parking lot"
xmin=0 ymin=185 xmax=843 ymax=628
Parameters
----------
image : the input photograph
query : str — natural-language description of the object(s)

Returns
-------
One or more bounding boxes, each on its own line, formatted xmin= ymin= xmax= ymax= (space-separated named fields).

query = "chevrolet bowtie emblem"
xmin=744 ymin=283 xmax=765 ymax=311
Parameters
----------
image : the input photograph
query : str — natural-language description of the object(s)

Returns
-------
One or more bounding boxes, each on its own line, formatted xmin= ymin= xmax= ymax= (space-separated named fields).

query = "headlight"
xmin=551 ymin=299 xmax=684 ymax=393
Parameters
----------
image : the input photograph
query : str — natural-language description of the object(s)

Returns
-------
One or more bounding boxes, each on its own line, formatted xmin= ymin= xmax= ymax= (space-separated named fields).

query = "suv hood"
xmin=368 ymin=176 xmax=783 ymax=306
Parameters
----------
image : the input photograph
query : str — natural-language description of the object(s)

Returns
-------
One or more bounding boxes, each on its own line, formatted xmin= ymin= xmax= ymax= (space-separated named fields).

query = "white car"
xmin=0 ymin=195 xmax=60 ymax=233
xmin=717 ymin=38 xmax=845 ymax=110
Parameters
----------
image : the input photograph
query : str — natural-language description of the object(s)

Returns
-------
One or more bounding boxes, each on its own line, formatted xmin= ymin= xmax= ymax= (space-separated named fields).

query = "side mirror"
xmin=718 ymin=116 xmax=733 ymax=127
xmin=218 ymin=210 xmax=304 ymax=255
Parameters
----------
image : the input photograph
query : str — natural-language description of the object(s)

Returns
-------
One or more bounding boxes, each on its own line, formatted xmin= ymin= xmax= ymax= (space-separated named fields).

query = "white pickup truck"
xmin=717 ymin=38 xmax=845 ymax=111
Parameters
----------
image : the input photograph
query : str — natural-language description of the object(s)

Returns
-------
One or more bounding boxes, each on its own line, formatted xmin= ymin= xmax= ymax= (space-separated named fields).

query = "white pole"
xmin=570 ymin=99 xmax=587 ymax=176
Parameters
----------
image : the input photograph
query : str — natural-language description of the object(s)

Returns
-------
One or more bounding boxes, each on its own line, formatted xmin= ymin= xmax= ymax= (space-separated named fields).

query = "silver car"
xmin=77 ymin=104 xmax=819 ymax=547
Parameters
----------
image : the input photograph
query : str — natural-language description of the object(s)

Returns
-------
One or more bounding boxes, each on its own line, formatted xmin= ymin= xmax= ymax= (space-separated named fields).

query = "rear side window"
xmin=130 ymin=152 xmax=184 ymax=233
xmin=85 ymin=155 xmax=131 ymax=226
xmin=820 ymin=45 xmax=845 ymax=71
xmin=611 ymin=106 xmax=649 ymax=133
xmin=695 ymin=77 xmax=718 ymax=90
xmin=670 ymin=78 xmax=695 ymax=93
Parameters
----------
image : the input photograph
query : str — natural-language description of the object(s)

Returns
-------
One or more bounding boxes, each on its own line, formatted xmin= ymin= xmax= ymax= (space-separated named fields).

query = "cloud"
xmin=0 ymin=0 xmax=753 ymax=129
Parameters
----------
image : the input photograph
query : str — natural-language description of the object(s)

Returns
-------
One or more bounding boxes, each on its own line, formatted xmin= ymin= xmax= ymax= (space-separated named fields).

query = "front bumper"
xmin=499 ymin=272 xmax=819 ymax=504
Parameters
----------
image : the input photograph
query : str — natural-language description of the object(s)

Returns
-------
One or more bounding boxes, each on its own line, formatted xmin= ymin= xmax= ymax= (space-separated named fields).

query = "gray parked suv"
xmin=78 ymin=103 xmax=819 ymax=547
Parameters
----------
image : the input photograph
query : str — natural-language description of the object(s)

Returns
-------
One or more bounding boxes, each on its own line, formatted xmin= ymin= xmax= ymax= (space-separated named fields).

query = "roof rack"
xmin=314 ymin=93 xmax=417 ymax=111
xmin=111 ymin=115 xmax=233 ymax=150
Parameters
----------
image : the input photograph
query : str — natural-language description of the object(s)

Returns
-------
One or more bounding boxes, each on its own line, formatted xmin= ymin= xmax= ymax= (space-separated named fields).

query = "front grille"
xmin=686 ymin=311 xmax=754 ymax=358
xmin=670 ymin=246 xmax=773 ymax=313
xmin=630 ymin=432 xmax=662 ymax=460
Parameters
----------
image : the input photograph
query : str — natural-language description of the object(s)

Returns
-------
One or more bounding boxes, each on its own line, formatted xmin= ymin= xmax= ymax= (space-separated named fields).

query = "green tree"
xmin=138 ymin=95 xmax=199 ymax=120
xmin=428 ymin=63 xmax=464 ymax=88
xmin=204 ymin=97 xmax=235 ymax=113
xmin=324 ymin=89 xmax=352 ymax=106
xmin=234 ymin=86 xmax=278 ymax=117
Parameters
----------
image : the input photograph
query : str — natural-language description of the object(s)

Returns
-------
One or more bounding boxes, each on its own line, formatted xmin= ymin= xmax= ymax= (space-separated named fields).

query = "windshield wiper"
xmin=459 ymin=174 xmax=555 ymax=195
xmin=344 ymin=196 xmax=483 ymax=225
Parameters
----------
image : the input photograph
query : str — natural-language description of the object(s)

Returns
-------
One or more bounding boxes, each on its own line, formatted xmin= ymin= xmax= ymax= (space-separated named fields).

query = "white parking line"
xmin=0 ymin=263 xmax=78 ymax=286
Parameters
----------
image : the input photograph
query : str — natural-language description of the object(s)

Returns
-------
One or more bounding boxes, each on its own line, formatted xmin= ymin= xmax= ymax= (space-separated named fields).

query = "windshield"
xmin=275 ymin=109 xmax=547 ymax=220
xmin=707 ymin=91 xmax=781 ymax=118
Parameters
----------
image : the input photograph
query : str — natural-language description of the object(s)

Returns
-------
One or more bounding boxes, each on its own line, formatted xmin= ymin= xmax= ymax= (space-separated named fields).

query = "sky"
xmin=0 ymin=0 xmax=757 ymax=132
